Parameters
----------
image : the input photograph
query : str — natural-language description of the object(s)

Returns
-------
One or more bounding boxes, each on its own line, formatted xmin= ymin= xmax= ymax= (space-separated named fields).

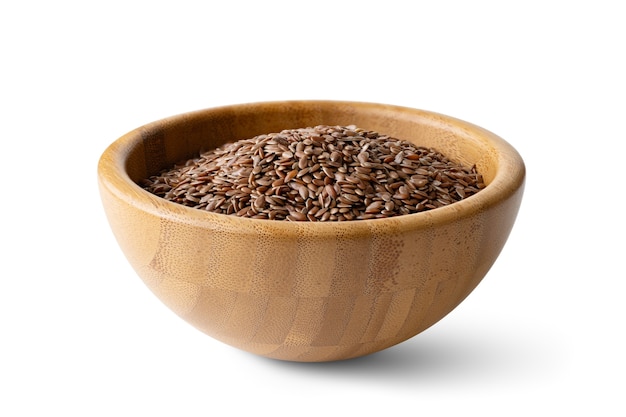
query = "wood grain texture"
xmin=98 ymin=101 xmax=525 ymax=362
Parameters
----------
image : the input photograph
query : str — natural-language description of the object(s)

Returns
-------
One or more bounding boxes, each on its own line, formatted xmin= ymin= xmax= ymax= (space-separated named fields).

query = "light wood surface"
xmin=98 ymin=101 xmax=525 ymax=362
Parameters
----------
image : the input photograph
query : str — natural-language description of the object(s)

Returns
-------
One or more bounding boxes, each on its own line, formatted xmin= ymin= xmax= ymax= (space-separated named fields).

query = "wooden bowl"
xmin=98 ymin=101 xmax=525 ymax=362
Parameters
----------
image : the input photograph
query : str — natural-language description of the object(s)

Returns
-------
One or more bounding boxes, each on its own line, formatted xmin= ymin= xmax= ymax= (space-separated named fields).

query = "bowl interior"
xmin=121 ymin=101 xmax=501 ymax=191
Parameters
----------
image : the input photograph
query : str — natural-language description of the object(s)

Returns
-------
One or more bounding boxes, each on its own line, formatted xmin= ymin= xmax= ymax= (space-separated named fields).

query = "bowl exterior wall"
xmin=99 ymin=177 xmax=523 ymax=362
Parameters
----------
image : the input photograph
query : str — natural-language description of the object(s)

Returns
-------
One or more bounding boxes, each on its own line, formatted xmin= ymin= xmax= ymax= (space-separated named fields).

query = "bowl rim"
xmin=98 ymin=100 xmax=525 ymax=237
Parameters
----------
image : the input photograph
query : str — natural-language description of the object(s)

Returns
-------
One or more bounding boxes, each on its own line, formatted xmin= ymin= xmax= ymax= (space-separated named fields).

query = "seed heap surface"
xmin=141 ymin=125 xmax=485 ymax=221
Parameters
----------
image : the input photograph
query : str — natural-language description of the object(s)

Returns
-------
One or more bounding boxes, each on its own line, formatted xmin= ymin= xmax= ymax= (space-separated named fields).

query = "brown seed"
xmin=411 ymin=177 xmax=428 ymax=188
xmin=341 ymin=193 xmax=360 ymax=203
xmin=325 ymin=184 xmax=337 ymax=199
xmin=284 ymin=169 xmax=298 ymax=182
xmin=298 ymin=184 xmax=309 ymax=200
xmin=365 ymin=201 xmax=383 ymax=213
xmin=288 ymin=211 xmax=307 ymax=221
xmin=254 ymin=194 xmax=266 ymax=209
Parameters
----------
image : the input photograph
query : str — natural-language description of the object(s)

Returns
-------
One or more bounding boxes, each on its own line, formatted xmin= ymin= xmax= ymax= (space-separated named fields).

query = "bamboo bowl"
xmin=98 ymin=100 xmax=525 ymax=362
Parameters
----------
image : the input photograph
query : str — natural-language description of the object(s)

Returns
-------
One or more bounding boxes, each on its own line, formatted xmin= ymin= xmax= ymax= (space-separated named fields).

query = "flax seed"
xmin=142 ymin=125 xmax=485 ymax=221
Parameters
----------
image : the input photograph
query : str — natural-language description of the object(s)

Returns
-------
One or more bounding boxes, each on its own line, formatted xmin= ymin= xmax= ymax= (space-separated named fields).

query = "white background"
xmin=2 ymin=1 xmax=624 ymax=415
